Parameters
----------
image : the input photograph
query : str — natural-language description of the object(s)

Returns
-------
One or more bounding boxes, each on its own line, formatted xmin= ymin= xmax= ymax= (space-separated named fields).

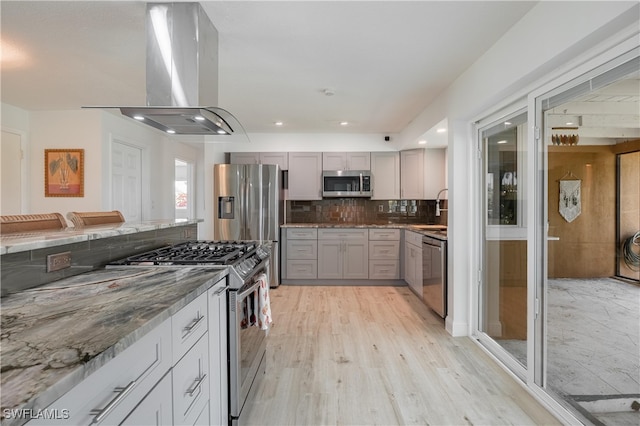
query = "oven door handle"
xmin=237 ymin=281 xmax=260 ymax=301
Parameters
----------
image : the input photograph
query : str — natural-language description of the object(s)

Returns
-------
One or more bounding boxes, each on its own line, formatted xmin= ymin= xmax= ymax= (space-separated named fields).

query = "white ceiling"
xmin=1 ymin=1 xmax=539 ymax=147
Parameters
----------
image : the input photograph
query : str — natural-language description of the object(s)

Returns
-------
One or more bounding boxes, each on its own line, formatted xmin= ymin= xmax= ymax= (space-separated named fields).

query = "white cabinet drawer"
xmin=369 ymin=241 xmax=400 ymax=259
xmin=173 ymin=334 xmax=210 ymax=426
xmin=172 ymin=291 xmax=208 ymax=363
xmin=368 ymin=229 xmax=400 ymax=241
xmin=405 ymin=230 xmax=423 ymax=247
xmin=317 ymin=228 xmax=368 ymax=240
xmin=286 ymin=260 xmax=318 ymax=279
xmin=121 ymin=371 xmax=172 ymax=426
xmin=29 ymin=319 xmax=172 ymax=426
xmin=369 ymin=260 xmax=400 ymax=279
xmin=286 ymin=228 xmax=318 ymax=240
xmin=286 ymin=239 xmax=318 ymax=259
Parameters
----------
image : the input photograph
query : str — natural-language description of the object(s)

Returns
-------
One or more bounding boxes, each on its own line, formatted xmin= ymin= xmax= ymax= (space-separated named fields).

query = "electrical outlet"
xmin=378 ymin=205 xmax=384 ymax=212
xmin=47 ymin=251 xmax=71 ymax=272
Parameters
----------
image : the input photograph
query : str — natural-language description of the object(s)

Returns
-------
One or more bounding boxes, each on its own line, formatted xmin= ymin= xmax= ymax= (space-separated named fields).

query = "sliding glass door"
xmin=477 ymin=110 xmax=529 ymax=376
xmin=533 ymin=52 xmax=640 ymax=425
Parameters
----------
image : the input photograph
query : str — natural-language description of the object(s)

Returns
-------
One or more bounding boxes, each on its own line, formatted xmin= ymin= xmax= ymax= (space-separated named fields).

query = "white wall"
xmin=213 ymin=132 xmax=399 ymax=155
xmin=398 ymin=1 xmax=639 ymax=337
xmin=1 ymin=106 xmax=205 ymax=224
xmin=29 ymin=110 xmax=103 ymax=216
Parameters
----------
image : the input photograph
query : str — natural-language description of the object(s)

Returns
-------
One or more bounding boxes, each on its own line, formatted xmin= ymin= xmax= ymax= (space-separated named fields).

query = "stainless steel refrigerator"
xmin=214 ymin=163 xmax=283 ymax=287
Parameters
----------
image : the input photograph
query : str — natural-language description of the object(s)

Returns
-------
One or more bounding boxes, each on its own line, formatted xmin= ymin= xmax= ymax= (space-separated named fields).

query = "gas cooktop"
xmin=110 ymin=241 xmax=259 ymax=266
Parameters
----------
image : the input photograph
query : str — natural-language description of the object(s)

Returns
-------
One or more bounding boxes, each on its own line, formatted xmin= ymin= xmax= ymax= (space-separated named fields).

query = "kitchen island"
xmin=0 ymin=265 xmax=227 ymax=426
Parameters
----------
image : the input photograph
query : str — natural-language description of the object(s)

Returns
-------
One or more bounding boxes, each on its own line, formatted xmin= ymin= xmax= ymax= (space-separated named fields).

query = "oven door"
xmin=229 ymin=280 xmax=267 ymax=421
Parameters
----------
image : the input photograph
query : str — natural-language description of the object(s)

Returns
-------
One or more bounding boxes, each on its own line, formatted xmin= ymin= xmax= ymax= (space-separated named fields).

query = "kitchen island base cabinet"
xmin=26 ymin=319 xmax=173 ymax=426
xmin=121 ymin=372 xmax=173 ymax=426
xmin=25 ymin=278 xmax=229 ymax=426
xmin=173 ymin=335 xmax=210 ymax=426
xmin=208 ymin=282 xmax=228 ymax=426
xmin=317 ymin=229 xmax=368 ymax=280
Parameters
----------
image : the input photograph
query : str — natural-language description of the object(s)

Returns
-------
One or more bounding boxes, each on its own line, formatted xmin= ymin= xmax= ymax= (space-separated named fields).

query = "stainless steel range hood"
xmin=117 ymin=2 xmax=244 ymax=137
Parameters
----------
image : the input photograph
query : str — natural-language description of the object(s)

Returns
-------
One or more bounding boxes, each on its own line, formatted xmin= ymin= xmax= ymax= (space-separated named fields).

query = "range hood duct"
xmin=118 ymin=3 xmax=244 ymax=136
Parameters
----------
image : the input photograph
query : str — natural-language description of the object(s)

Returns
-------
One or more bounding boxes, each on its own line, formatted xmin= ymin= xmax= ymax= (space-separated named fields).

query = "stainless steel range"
xmin=110 ymin=240 xmax=270 ymax=425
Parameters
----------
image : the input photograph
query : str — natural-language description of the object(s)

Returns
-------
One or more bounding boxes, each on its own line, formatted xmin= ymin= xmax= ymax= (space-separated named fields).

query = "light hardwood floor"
xmin=243 ymin=285 xmax=561 ymax=425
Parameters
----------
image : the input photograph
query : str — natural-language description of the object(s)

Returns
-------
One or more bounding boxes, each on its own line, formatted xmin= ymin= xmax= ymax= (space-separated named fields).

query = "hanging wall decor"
xmin=44 ymin=149 xmax=84 ymax=197
xmin=558 ymin=172 xmax=581 ymax=222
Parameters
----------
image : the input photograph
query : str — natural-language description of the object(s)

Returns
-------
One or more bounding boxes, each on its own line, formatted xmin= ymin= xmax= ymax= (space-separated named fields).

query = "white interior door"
xmin=1 ymin=130 xmax=23 ymax=214
xmin=112 ymin=141 xmax=142 ymax=222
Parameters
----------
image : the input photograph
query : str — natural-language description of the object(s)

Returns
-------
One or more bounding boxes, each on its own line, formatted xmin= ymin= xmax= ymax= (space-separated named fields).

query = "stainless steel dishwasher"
xmin=422 ymin=235 xmax=447 ymax=318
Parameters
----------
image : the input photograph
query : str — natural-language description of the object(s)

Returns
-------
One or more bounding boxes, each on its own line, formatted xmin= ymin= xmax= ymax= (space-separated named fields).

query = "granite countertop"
xmin=0 ymin=219 xmax=202 ymax=255
xmin=281 ymin=223 xmax=448 ymax=240
xmin=0 ymin=266 xmax=228 ymax=422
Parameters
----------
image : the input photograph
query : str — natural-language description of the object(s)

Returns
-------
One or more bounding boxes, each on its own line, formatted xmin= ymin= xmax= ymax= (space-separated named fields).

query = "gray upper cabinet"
xmin=229 ymin=152 xmax=288 ymax=170
xmin=322 ymin=152 xmax=371 ymax=171
xmin=288 ymin=152 xmax=322 ymax=200
xmin=400 ymin=149 xmax=424 ymax=199
xmin=370 ymin=152 xmax=400 ymax=200
xmin=423 ymin=148 xmax=447 ymax=199
xmin=229 ymin=152 xmax=260 ymax=164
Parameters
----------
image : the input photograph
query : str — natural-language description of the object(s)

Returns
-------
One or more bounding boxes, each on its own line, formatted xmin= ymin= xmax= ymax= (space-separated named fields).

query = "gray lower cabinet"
xmin=285 ymin=228 xmax=318 ymax=279
xmin=368 ymin=229 xmax=401 ymax=279
xmin=317 ymin=229 xmax=368 ymax=280
xmin=404 ymin=231 xmax=423 ymax=296
xmin=283 ymin=227 xmax=407 ymax=282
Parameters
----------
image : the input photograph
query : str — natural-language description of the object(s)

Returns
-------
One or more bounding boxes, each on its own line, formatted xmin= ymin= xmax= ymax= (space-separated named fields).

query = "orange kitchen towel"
xmin=256 ymin=273 xmax=272 ymax=332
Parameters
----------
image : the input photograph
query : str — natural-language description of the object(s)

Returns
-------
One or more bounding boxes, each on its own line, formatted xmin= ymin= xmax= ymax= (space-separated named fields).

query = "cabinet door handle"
xmin=186 ymin=373 xmax=207 ymax=397
xmin=183 ymin=314 xmax=205 ymax=336
xmin=90 ymin=380 xmax=136 ymax=424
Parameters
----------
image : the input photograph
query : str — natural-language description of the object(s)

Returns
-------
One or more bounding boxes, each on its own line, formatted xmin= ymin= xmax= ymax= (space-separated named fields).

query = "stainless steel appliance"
xmin=214 ymin=164 xmax=283 ymax=287
xmin=422 ymin=236 xmax=447 ymax=318
xmin=109 ymin=241 xmax=271 ymax=426
xmin=322 ymin=170 xmax=372 ymax=197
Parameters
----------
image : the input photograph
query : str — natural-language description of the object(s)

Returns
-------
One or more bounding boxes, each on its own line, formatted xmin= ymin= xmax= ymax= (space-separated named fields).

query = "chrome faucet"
xmin=436 ymin=188 xmax=448 ymax=216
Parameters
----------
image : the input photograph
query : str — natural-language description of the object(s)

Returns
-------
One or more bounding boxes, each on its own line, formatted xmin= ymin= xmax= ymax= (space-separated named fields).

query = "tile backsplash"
xmin=286 ymin=199 xmax=448 ymax=225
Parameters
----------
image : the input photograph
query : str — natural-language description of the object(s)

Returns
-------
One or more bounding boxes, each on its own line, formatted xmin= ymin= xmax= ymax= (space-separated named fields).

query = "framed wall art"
xmin=44 ymin=149 xmax=84 ymax=197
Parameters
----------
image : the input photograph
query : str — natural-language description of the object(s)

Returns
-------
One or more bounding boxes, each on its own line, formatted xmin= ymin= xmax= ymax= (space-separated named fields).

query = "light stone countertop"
xmin=0 ymin=266 xmax=228 ymax=424
xmin=281 ymin=223 xmax=448 ymax=240
xmin=0 ymin=219 xmax=202 ymax=255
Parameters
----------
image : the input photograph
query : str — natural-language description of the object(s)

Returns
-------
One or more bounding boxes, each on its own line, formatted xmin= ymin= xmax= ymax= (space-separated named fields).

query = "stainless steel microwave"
xmin=322 ymin=170 xmax=372 ymax=197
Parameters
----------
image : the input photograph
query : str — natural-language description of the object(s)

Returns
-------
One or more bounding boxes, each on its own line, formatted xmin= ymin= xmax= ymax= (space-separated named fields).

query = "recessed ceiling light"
xmin=565 ymin=121 xmax=574 ymax=126
xmin=194 ymin=115 xmax=205 ymax=121
xmin=418 ymin=140 xmax=427 ymax=145
xmin=166 ymin=129 xmax=176 ymax=134
xmin=436 ymin=128 xmax=447 ymax=133
xmin=497 ymin=140 xmax=507 ymax=144
xmin=217 ymin=130 xmax=227 ymax=134
xmin=274 ymin=121 xmax=284 ymax=126
xmin=133 ymin=115 xmax=145 ymax=121
xmin=504 ymin=121 xmax=512 ymax=126
xmin=340 ymin=121 xmax=349 ymax=126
